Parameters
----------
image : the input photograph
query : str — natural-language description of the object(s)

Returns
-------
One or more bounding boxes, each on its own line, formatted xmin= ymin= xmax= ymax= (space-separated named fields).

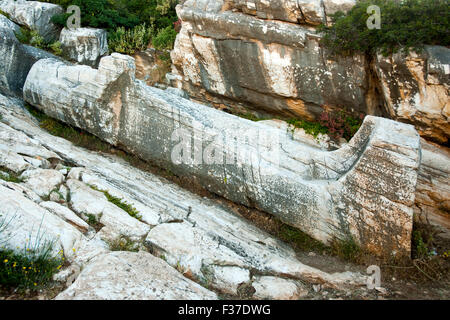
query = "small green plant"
xmin=0 ymin=167 xmax=23 ymax=183
xmin=152 ymin=25 xmax=177 ymax=50
xmin=413 ymin=230 xmax=432 ymax=259
xmin=48 ymin=41 xmax=63 ymax=56
xmin=108 ymin=23 xmax=154 ymax=55
xmin=236 ymin=112 xmax=269 ymax=122
xmin=90 ymin=186 xmax=142 ymax=221
xmin=14 ymin=28 xmax=63 ymax=56
xmin=287 ymin=118 xmax=329 ymax=138
xmin=107 ymin=236 xmax=138 ymax=252
xmin=318 ymin=111 xmax=364 ymax=141
xmin=330 ymin=236 xmax=362 ymax=262
xmin=84 ymin=213 xmax=103 ymax=232
xmin=278 ymin=223 xmax=328 ymax=253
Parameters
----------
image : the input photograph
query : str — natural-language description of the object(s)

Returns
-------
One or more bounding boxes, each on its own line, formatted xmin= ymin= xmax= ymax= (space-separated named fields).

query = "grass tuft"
xmin=0 ymin=167 xmax=23 ymax=183
xmin=90 ymin=185 xmax=142 ymax=221
xmin=106 ymin=236 xmax=139 ymax=252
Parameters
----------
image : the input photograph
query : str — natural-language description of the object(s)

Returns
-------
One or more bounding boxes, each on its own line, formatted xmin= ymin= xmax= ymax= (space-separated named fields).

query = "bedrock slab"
xmin=55 ymin=251 xmax=218 ymax=300
xmin=23 ymin=54 xmax=421 ymax=258
xmin=0 ymin=93 xmax=369 ymax=296
xmin=59 ymin=28 xmax=108 ymax=67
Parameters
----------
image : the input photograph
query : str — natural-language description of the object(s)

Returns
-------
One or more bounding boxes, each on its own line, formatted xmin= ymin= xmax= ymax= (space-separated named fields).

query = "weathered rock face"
xmin=171 ymin=1 xmax=449 ymax=144
xmin=0 ymin=0 xmax=63 ymax=42
xmin=0 ymin=17 xmax=57 ymax=97
xmin=0 ymin=13 xmax=20 ymax=38
xmin=226 ymin=0 xmax=356 ymax=25
xmin=415 ymin=139 xmax=450 ymax=238
xmin=133 ymin=48 xmax=172 ymax=87
xmin=23 ymin=55 xmax=421 ymax=258
xmin=171 ymin=1 xmax=372 ymax=120
xmin=59 ymin=28 xmax=108 ymax=68
xmin=0 ymin=93 xmax=370 ymax=299
xmin=375 ymin=46 xmax=450 ymax=145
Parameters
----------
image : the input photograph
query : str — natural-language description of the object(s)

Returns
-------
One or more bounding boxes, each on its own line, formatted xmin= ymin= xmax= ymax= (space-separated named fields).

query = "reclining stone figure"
xmin=23 ymin=53 xmax=421 ymax=259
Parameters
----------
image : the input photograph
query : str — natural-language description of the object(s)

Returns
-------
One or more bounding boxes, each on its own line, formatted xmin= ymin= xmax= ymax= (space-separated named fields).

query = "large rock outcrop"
xmin=171 ymin=0 xmax=449 ymax=144
xmin=375 ymin=46 xmax=450 ymax=145
xmin=171 ymin=0 xmax=372 ymax=120
xmin=0 ymin=93 xmax=369 ymax=298
xmin=23 ymin=54 xmax=421 ymax=258
xmin=0 ymin=0 xmax=63 ymax=42
xmin=59 ymin=28 xmax=108 ymax=68
xmin=0 ymin=13 xmax=57 ymax=97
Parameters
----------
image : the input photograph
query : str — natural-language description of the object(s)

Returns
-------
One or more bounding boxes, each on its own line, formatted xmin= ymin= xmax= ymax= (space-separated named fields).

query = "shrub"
xmin=108 ymin=24 xmax=154 ymax=55
xmin=318 ymin=111 xmax=364 ymax=141
xmin=287 ymin=118 xmax=329 ymax=138
xmin=318 ymin=0 xmax=450 ymax=56
xmin=152 ymin=25 xmax=177 ymax=50
xmin=14 ymin=28 xmax=63 ymax=56
xmin=48 ymin=0 xmax=178 ymax=32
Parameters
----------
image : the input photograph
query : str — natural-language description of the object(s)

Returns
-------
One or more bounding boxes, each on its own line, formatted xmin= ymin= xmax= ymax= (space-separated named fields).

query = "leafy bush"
xmin=318 ymin=111 xmax=364 ymax=141
xmin=318 ymin=0 xmax=450 ymax=56
xmin=14 ymin=28 xmax=63 ymax=56
xmin=152 ymin=25 xmax=177 ymax=50
xmin=46 ymin=0 xmax=179 ymax=53
xmin=48 ymin=0 xmax=178 ymax=32
xmin=108 ymin=24 xmax=154 ymax=55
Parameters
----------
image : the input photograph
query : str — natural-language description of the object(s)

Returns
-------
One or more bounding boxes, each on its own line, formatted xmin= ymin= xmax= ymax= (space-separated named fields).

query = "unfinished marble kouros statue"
xmin=23 ymin=54 xmax=421 ymax=259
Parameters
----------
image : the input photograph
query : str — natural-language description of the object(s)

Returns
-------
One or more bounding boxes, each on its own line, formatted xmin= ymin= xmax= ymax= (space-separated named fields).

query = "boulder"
xmin=20 ymin=168 xmax=65 ymax=197
xmin=39 ymin=201 xmax=90 ymax=233
xmin=172 ymin=1 xmax=448 ymax=149
xmin=0 ymin=0 xmax=63 ymax=42
xmin=59 ymin=27 xmax=108 ymax=67
xmin=55 ymin=251 xmax=218 ymax=300
xmin=0 ymin=25 xmax=57 ymax=97
xmin=0 ymin=13 xmax=20 ymax=38
xmin=229 ymin=0 xmax=355 ymax=25
xmin=0 ymin=184 xmax=84 ymax=261
xmin=252 ymin=276 xmax=309 ymax=300
xmin=67 ymin=178 xmax=151 ymax=241
xmin=375 ymin=46 xmax=450 ymax=144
